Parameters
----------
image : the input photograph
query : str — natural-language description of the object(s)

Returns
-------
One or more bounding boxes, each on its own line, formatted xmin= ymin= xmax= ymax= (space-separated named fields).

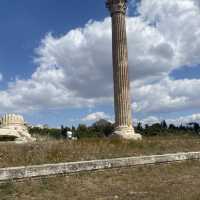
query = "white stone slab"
xmin=0 ymin=152 xmax=200 ymax=182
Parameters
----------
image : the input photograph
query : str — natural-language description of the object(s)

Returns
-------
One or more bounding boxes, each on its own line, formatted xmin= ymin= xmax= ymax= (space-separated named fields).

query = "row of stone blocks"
xmin=0 ymin=152 xmax=200 ymax=182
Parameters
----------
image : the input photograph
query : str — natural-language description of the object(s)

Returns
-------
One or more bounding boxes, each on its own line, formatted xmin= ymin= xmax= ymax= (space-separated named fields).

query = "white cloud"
xmin=0 ymin=0 xmax=199 ymax=119
xmin=82 ymin=112 xmax=111 ymax=122
xmin=133 ymin=77 xmax=200 ymax=113
xmin=192 ymin=0 xmax=200 ymax=8
xmin=138 ymin=113 xmax=200 ymax=126
xmin=167 ymin=113 xmax=200 ymax=125
xmin=139 ymin=0 xmax=200 ymax=67
xmin=137 ymin=116 xmax=161 ymax=126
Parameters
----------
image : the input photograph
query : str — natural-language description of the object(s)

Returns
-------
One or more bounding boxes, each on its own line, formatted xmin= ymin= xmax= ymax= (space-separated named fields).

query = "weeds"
xmin=0 ymin=135 xmax=200 ymax=168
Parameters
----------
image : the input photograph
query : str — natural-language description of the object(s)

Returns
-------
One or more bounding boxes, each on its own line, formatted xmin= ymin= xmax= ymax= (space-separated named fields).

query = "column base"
xmin=113 ymin=126 xmax=142 ymax=140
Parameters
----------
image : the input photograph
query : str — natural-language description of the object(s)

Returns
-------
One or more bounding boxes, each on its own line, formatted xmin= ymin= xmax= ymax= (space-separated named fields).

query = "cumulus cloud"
xmin=82 ymin=112 xmax=111 ymax=122
xmin=137 ymin=116 xmax=161 ymax=126
xmin=139 ymin=0 xmax=200 ymax=66
xmin=139 ymin=113 xmax=200 ymax=126
xmin=0 ymin=0 xmax=199 ymax=120
xmin=168 ymin=113 xmax=200 ymax=125
xmin=192 ymin=0 xmax=200 ymax=8
xmin=133 ymin=77 xmax=200 ymax=113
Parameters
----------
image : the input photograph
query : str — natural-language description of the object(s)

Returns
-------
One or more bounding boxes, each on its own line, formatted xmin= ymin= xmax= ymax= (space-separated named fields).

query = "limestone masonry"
xmin=0 ymin=152 xmax=200 ymax=182
xmin=106 ymin=0 xmax=141 ymax=140
xmin=0 ymin=114 xmax=35 ymax=143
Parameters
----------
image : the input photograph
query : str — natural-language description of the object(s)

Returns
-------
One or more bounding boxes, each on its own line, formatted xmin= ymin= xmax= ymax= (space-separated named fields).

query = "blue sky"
xmin=0 ymin=0 xmax=107 ymax=83
xmin=0 ymin=0 xmax=111 ymax=127
xmin=0 ymin=0 xmax=200 ymax=127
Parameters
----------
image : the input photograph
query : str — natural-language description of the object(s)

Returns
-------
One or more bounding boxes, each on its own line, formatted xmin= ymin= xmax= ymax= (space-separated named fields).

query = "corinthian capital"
xmin=106 ymin=0 xmax=128 ymax=16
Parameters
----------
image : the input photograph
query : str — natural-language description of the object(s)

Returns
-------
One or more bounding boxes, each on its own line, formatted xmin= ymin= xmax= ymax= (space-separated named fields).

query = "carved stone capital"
xmin=106 ymin=0 xmax=127 ymax=16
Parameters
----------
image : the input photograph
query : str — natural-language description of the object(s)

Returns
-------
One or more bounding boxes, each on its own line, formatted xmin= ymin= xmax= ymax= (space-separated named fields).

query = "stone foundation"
xmin=0 ymin=152 xmax=200 ymax=182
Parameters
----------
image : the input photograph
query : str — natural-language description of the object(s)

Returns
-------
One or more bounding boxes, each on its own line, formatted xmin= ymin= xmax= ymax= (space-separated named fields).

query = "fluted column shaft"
xmin=106 ymin=0 xmax=142 ymax=140
xmin=112 ymin=11 xmax=132 ymax=128
xmin=107 ymin=0 xmax=132 ymax=129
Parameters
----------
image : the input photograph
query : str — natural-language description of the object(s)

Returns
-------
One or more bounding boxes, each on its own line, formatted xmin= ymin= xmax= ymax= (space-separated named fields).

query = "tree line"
xmin=136 ymin=121 xmax=200 ymax=136
xmin=29 ymin=119 xmax=200 ymax=139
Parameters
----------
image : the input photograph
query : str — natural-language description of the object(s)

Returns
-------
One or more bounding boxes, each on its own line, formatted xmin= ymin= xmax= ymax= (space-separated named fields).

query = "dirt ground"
xmin=1 ymin=160 xmax=200 ymax=200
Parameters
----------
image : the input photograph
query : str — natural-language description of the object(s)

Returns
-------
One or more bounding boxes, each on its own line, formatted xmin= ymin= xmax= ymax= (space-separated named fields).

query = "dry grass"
xmin=0 ymin=135 xmax=200 ymax=168
xmin=1 ymin=160 xmax=200 ymax=200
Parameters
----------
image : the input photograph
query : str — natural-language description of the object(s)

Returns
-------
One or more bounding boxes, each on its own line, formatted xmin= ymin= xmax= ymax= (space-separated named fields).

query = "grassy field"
xmin=1 ymin=160 xmax=200 ymax=200
xmin=0 ymin=135 xmax=200 ymax=168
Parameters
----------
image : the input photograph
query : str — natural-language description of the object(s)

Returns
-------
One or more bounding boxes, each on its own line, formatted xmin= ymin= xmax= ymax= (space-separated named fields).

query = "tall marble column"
xmin=106 ymin=0 xmax=141 ymax=140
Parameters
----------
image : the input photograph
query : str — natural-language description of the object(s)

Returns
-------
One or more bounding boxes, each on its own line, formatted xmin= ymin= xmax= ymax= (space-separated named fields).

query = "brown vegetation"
xmin=0 ymin=135 xmax=200 ymax=168
xmin=1 ymin=160 xmax=200 ymax=199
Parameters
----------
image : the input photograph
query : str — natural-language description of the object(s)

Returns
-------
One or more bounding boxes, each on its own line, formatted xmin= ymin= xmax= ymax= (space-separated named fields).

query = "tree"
xmin=61 ymin=125 xmax=67 ymax=138
xmin=77 ymin=124 xmax=87 ymax=132
xmin=161 ymin=120 xmax=167 ymax=129
xmin=136 ymin=122 xmax=143 ymax=132
xmin=92 ymin=119 xmax=114 ymax=137
xmin=188 ymin=122 xmax=200 ymax=134
xmin=169 ymin=124 xmax=176 ymax=130
xmin=193 ymin=123 xmax=200 ymax=134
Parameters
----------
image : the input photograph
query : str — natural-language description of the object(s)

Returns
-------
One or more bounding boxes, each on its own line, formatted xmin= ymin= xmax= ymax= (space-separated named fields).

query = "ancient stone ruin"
xmin=0 ymin=114 xmax=35 ymax=143
xmin=106 ymin=0 xmax=141 ymax=140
